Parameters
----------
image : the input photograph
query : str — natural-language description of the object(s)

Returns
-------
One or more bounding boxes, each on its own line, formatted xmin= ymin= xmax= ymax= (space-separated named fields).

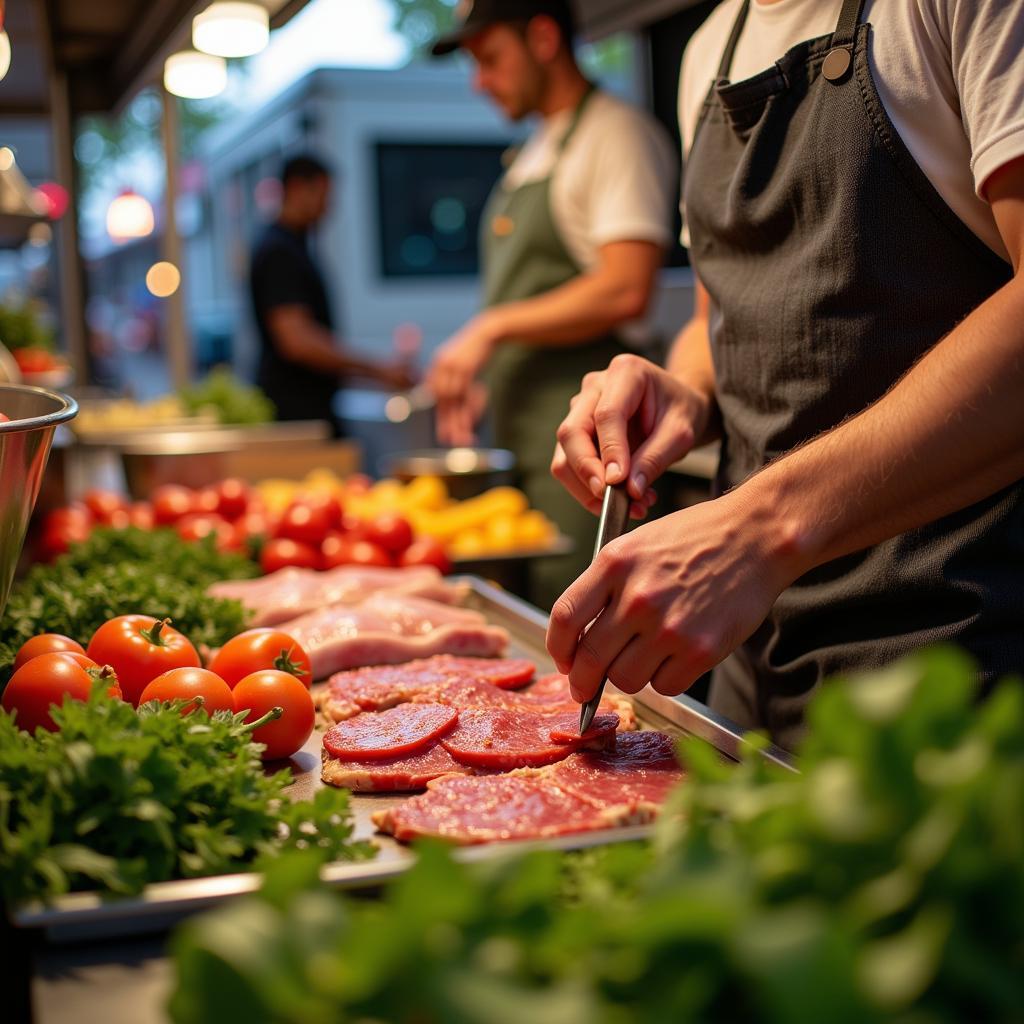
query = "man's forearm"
xmin=665 ymin=312 xmax=721 ymax=449
xmin=743 ymin=274 xmax=1024 ymax=580
xmin=280 ymin=323 xmax=386 ymax=381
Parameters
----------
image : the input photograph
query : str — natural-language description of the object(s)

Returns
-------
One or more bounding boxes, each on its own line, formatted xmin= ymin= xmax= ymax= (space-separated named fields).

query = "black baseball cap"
xmin=430 ymin=0 xmax=577 ymax=57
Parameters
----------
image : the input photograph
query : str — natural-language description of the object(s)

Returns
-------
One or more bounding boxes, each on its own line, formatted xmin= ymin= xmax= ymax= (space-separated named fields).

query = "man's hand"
xmin=546 ymin=491 xmax=801 ymax=701
xmin=551 ymin=353 xmax=715 ymax=519
xmin=426 ymin=314 xmax=501 ymax=404
xmin=373 ymin=360 xmax=417 ymax=392
xmin=435 ymin=383 xmax=489 ymax=447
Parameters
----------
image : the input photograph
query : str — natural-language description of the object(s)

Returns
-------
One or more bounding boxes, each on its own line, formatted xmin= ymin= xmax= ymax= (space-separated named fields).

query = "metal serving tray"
xmin=11 ymin=578 xmax=793 ymax=941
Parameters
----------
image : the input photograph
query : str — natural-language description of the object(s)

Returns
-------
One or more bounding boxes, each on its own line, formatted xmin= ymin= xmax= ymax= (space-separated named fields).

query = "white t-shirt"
xmin=502 ymin=89 xmax=677 ymax=344
xmin=678 ymin=0 xmax=1024 ymax=262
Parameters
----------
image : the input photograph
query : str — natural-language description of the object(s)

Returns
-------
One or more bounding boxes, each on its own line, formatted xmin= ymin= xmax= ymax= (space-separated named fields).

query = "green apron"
xmin=481 ymin=87 xmax=628 ymax=610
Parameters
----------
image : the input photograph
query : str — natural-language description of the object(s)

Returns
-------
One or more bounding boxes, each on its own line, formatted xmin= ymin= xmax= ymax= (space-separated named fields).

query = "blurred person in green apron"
xmin=426 ymin=0 xmax=676 ymax=609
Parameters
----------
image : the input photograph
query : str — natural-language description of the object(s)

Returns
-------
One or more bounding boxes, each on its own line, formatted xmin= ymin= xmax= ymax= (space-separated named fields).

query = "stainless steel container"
xmin=381 ymin=447 xmax=516 ymax=501
xmin=0 ymin=384 xmax=78 ymax=617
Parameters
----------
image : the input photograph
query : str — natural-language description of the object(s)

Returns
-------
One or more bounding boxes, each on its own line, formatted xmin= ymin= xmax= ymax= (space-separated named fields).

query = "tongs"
xmin=578 ymin=483 xmax=631 ymax=734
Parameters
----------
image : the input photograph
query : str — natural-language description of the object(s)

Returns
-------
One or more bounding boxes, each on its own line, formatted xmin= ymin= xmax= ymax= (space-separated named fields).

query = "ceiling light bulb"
xmin=193 ymin=3 xmax=270 ymax=58
xmin=163 ymin=50 xmax=227 ymax=99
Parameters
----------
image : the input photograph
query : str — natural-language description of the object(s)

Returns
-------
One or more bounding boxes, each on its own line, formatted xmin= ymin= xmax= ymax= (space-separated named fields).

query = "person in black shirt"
xmin=249 ymin=154 xmax=413 ymax=425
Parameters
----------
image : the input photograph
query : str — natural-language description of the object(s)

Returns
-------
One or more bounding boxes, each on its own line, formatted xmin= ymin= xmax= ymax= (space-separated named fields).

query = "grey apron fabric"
xmin=683 ymin=0 xmax=1024 ymax=749
xmin=481 ymin=86 xmax=628 ymax=610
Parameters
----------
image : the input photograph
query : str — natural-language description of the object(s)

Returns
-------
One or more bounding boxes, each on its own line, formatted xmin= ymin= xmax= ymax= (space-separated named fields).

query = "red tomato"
xmin=176 ymin=512 xmax=238 ymax=552
xmin=2 ymin=653 xmax=97 ymax=732
xmin=82 ymin=489 xmax=130 ymax=524
xmin=41 ymin=504 xmax=93 ymax=533
xmin=13 ymin=633 xmax=86 ymax=671
xmin=55 ymin=651 xmax=101 ymax=671
xmin=339 ymin=511 xmax=368 ymax=538
xmin=301 ymin=491 xmax=343 ymax=531
xmin=152 ymin=485 xmax=195 ymax=525
xmin=322 ymin=534 xmax=393 ymax=568
xmin=234 ymin=509 xmax=274 ymax=543
xmin=86 ymin=615 xmax=200 ymax=707
xmin=36 ymin=518 xmax=91 ymax=562
xmin=320 ymin=532 xmax=353 ymax=570
xmin=138 ymin=667 xmax=235 ymax=716
xmin=399 ymin=536 xmax=453 ymax=575
xmin=193 ymin=488 xmax=221 ymax=515
xmin=260 ymin=537 xmax=320 ymax=574
xmin=129 ymin=502 xmax=155 ymax=529
xmin=275 ymin=501 xmax=332 ymax=547
xmin=365 ymin=512 xmax=414 ymax=555
xmin=0 ymin=412 xmax=9 ymax=423
xmin=347 ymin=539 xmax=393 ymax=567
xmin=233 ymin=670 xmax=315 ymax=760
xmin=344 ymin=474 xmax=373 ymax=496
xmin=214 ymin=478 xmax=252 ymax=521
xmin=209 ymin=629 xmax=312 ymax=689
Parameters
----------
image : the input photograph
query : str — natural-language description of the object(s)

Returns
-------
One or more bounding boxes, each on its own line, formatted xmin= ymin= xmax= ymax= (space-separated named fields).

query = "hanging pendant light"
xmin=193 ymin=2 xmax=269 ymax=58
xmin=163 ymin=50 xmax=227 ymax=99
xmin=106 ymin=190 xmax=155 ymax=243
xmin=0 ymin=30 xmax=11 ymax=83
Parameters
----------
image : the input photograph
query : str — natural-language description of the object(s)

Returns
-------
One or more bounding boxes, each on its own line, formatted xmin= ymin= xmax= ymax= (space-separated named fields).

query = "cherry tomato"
xmin=36 ymin=518 xmax=91 ymax=562
xmin=176 ymin=512 xmax=238 ymax=552
xmin=86 ymin=615 xmax=200 ymax=707
xmin=365 ymin=513 xmax=414 ymax=555
xmin=399 ymin=536 xmax=453 ymax=575
xmin=209 ymin=629 xmax=312 ymax=689
xmin=339 ymin=511 xmax=368 ymax=538
xmin=320 ymin=533 xmax=353 ymax=570
xmin=344 ymin=474 xmax=373 ymax=496
xmin=41 ymin=504 xmax=93 ymax=533
xmin=347 ymin=539 xmax=393 ymax=567
xmin=322 ymin=534 xmax=393 ymax=568
xmin=2 ymin=653 xmax=99 ymax=732
xmin=301 ymin=491 xmax=343 ymax=531
xmin=275 ymin=501 xmax=332 ymax=547
xmin=129 ymin=502 xmax=155 ymax=529
xmin=193 ymin=487 xmax=221 ymax=515
xmin=152 ymin=485 xmax=195 ymax=525
xmin=233 ymin=670 xmax=315 ymax=760
xmin=82 ymin=489 xmax=130 ymax=524
xmin=13 ymin=633 xmax=86 ymax=671
xmin=138 ymin=667 xmax=235 ymax=716
xmin=0 ymin=412 xmax=9 ymax=423
xmin=214 ymin=478 xmax=252 ymax=521
xmin=260 ymin=537 xmax=320 ymax=574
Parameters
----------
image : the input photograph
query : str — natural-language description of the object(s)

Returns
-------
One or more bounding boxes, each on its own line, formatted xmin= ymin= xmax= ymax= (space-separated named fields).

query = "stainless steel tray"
xmin=11 ymin=577 xmax=793 ymax=940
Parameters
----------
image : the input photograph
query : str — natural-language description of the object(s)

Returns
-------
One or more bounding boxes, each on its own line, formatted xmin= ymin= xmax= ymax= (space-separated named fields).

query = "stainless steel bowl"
xmin=0 ymin=384 xmax=78 ymax=617
xmin=381 ymin=447 xmax=516 ymax=501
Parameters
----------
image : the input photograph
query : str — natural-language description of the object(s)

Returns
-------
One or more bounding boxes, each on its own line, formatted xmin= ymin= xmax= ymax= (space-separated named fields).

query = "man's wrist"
xmin=477 ymin=307 xmax=510 ymax=349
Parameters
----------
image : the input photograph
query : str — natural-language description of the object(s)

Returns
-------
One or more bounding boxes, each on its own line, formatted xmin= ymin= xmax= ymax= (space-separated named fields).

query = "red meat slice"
xmin=548 ymin=731 xmax=684 ymax=813
xmin=441 ymin=708 xmax=617 ymax=770
xmin=321 ymin=740 xmax=471 ymax=792
xmin=373 ymin=774 xmax=632 ymax=844
xmin=547 ymin=713 xmax=620 ymax=745
xmin=430 ymin=655 xmax=535 ymax=690
xmin=323 ymin=703 xmax=458 ymax=760
xmin=320 ymin=661 xmax=456 ymax=721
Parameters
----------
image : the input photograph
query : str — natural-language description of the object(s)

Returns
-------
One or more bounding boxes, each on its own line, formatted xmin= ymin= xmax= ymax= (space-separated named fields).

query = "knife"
xmin=578 ymin=483 xmax=632 ymax=734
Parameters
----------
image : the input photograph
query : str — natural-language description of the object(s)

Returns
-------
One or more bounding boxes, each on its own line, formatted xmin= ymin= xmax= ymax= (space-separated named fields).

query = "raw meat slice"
xmin=548 ymin=731 xmax=683 ymax=813
xmin=441 ymin=708 xmax=617 ymax=770
xmin=428 ymin=655 xmax=535 ymax=690
xmin=321 ymin=740 xmax=470 ymax=791
xmin=373 ymin=774 xmax=634 ymax=844
xmin=282 ymin=597 xmax=509 ymax=679
xmin=318 ymin=655 xmax=538 ymax=722
xmin=323 ymin=704 xmax=458 ymax=760
xmin=547 ymin=713 xmax=620 ymax=745
xmin=209 ymin=565 xmax=465 ymax=627
xmin=318 ymin=662 xmax=457 ymax=721
xmin=419 ymin=674 xmax=637 ymax=729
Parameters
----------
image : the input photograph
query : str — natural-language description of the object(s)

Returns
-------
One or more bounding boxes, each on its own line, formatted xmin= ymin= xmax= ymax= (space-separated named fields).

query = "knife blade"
xmin=578 ymin=483 xmax=632 ymax=734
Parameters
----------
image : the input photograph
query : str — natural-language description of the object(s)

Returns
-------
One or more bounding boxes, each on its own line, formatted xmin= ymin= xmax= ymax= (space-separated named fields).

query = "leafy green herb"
xmin=180 ymin=367 xmax=275 ymax=425
xmin=0 ymin=685 xmax=374 ymax=906
xmin=170 ymin=647 xmax=1024 ymax=1023
xmin=0 ymin=527 xmax=257 ymax=680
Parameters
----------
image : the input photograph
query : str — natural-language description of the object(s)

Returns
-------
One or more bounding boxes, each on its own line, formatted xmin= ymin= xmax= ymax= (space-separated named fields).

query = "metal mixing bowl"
xmin=0 ymin=384 xmax=78 ymax=618
xmin=380 ymin=447 xmax=516 ymax=501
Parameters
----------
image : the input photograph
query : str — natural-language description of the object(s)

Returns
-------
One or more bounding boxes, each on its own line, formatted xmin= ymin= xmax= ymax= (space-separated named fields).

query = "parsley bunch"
xmin=0 ymin=527 xmax=258 ymax=682
xmin=0 ymin=688 xmax=374 ymax=906
xmin=170 ymin=647 xmax=1024 ymax=1024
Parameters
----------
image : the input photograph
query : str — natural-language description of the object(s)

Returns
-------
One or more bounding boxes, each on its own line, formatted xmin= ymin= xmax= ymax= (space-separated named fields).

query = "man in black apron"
xmin=547 ymin=0 xmax=1024 ymax=749
xmin=427 ymin=0 xmax=675 ymax=609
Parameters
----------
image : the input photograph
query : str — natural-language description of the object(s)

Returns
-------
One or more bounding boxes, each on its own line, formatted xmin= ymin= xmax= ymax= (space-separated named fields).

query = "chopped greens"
xmin=0 ymin=686 xmax=374 ymax=906
xmin=0 ymin=527 xmax=257 ymax=681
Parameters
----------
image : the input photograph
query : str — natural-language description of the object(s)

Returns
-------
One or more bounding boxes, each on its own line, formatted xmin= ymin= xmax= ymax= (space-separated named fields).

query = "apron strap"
xmin=556 ymin=82 xmax=599 ymax=158
xmin=823 ymin=0 xmax=867 ymax=82
xmin=833 ymin=0 xmax=867 ymax=44
xmin=715 ymin=0 xmax=750 ymax=82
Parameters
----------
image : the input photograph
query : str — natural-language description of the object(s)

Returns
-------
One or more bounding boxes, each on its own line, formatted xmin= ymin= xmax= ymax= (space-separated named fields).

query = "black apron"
xmin=683 ymin=0 xmax=1024 ymax=749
